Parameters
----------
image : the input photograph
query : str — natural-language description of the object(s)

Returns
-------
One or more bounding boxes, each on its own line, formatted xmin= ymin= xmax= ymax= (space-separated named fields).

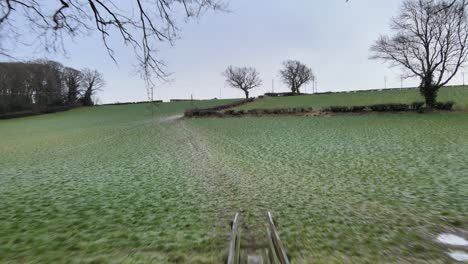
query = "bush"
xmin=0 ymin=105 xmax=75 ymax=120
xmin=434 ymin=101 xmax=455 ymax=111
xmin=248 ymin=109 xmax=262 ymax=115
xmin=411 ymin=102 xmax=425 ymax=111
xmin=350 ymin=106 xmax=366 ymax=112
xmin=326 ymin=106 xmax=349 ymax=113
xmin=184 ymin=98 xmax=255 ymax=118
xmin=369 ymin=103 xmax=410 ymax=112
xmin=264 ymin=92 xmax=302 ymax=97
xmin=326 ymin=106 xmax=366 ymax=113
xmin=184 ymin=109 xmax=221 ymax=117
xmin=100 ymin=100 xmax=163 ymax=106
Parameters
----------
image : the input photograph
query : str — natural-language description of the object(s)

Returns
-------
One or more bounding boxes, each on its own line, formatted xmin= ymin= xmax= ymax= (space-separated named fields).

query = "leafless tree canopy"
xmin=0 ymin=60 xmax=104 ymax=114
xmin=370 ymin=0 xmax=468 ymax=106
xmin=279 ymin=60 xmax=314 ymax=94
xmin=81 ymin=68 xmax=104 ymax=106
xmin=223 ymin=66 xmax=262 ymax=99
xmin=64 ymin=67 xmax=81 ymax=104
xmin=0 ymin=0 xmax=225 ymax=80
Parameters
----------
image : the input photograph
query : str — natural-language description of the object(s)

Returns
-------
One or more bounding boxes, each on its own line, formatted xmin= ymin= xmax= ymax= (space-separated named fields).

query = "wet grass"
xmin=1 ymin=99 xmax=467 ymax=263
xmin=0 ymin=99 xmax=238 ymax=263
xmin=187 ymin=113 xmax=468 ymax=262
xmin=235 ymin=86 xmax=468 ymax=111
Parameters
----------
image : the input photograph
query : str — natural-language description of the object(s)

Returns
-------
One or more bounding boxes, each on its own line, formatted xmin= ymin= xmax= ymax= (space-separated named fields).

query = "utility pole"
xmin=191 ymin=94 xmax=194 ymax=109
xmin=150 ymin=86 xmax=154 ymax=118
xmin=315 ymin=79 xmax=318 ymax=93
xmin=272 ymin=79 xmax=275 ymax=93
xmin=401 ymin=75 xmax=404 ymax=89
xmin=312 ymin=78 xmax=315 ymax=94
xmin=463 ymin=72 xmax=466 ymax=86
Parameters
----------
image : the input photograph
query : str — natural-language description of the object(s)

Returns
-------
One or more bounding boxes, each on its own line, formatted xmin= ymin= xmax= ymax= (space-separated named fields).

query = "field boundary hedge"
xmin=264 ymin=92 xmax=306 ymax=97
xmin=0 ymin=105 xmax=79 ymax=120
xmin=98 ymin=101 xmax=163 ymax=106
xmin=184 ymin=98 xmax=256 ymax=117
xmin=184 ymin=101 xmax=455 ymax=118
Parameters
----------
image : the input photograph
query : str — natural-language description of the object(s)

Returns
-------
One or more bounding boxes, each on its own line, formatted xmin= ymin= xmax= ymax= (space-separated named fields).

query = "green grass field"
xmin=1 ymin=95 xmax=467 ymax=263
xmin=235 ymin=86 xmax=468 ymax=111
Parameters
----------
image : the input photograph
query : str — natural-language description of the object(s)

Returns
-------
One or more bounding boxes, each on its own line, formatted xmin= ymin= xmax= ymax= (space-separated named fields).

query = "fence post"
xmin=267 ymin=212 xmax=290 ymax=264
xmin=227 ymin=213 xmax=241 ymax=264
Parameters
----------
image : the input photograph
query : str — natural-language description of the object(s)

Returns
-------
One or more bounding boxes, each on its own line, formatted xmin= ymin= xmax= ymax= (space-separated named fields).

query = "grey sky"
xmin=6 ymin=0 xmax=467 ymax=103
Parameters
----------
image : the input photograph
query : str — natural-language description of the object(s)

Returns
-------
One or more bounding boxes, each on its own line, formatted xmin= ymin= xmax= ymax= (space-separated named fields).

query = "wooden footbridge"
xmin=227 ymin=212 xmax=290 ymax=264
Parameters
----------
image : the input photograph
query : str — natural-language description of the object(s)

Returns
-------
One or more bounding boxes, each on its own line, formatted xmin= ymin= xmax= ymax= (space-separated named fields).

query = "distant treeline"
xmin=0 ymin=60 xmax=104 ymax=116
xmin=262 ymin=85 xmax=466 ymax=98
xmin=99 ymin=100 xmax=163 ymax=106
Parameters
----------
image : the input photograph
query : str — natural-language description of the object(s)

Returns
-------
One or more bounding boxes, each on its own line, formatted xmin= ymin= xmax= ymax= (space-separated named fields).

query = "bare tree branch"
xmin=223 ymin=66 xmax=262 ymax=99
xmin=0 ymin=0 xmax=226 ymax=82
xmin=370 ymin=0 xmax=468 ymax=107
xmin=279 ymin=60 xmax=314 ymax=94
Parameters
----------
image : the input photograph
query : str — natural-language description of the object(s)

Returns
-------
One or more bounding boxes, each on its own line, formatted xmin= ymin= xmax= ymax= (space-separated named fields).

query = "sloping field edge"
xmin=0 ymin=105 xmax=80 ymax=120
xmin=184 ymin=98 xmax=256 ymax=117
xmin=185 ymin=101 xmax=456 ymax=118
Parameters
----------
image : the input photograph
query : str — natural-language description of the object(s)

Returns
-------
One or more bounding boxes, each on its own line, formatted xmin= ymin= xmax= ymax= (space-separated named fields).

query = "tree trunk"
xmin=423 ymin=87 xmax=438 ymax=108
xmin=291 ymin=83 xmax=297 ymax=94
xmin=420 ymin=85 xmax=438 ymax=108
xmin=244 ymin=90 xmax=249 ymax=99
xmin=83 ymin=89 xmax=94 ymax=106
xmin=420 ymin=75 xmax=438 ymax=108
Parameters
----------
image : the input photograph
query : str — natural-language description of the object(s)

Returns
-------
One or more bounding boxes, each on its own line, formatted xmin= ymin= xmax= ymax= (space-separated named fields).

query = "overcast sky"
xmin=5 ymin=0 xmax=467 ymax=103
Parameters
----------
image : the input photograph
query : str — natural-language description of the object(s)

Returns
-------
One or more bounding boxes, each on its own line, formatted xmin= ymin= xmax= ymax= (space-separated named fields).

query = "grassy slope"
xmin=188 ymin=113 xmax=468 ymax=263
xmin=235 ymin=86 xmax=468 ymax=110
xmin=1 ymin=98 xmax=468 ymax=263
xmin=0 ymin=99 xmax=238 ymax=263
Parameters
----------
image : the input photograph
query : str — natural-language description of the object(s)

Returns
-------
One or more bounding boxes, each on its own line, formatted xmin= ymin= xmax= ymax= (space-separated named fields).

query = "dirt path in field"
xmin=158 ymin=118 xmax=268 ymax=257
xmin=158 ymin=114 xmax=184 ymax=123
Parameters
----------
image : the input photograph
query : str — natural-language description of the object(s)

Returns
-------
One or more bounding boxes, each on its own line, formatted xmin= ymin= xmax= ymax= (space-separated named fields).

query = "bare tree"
xmin=64 ymin=67 xmax=81 ymax=105
xmin=80 ymin=68 xmax=104 ymax=106
xmin=279 ymin=60 xmax=314 ymax=95
xmin=0 ymin=60 xmax=85 ymax=114
xmin=223 ymin=66 xmax=262 ymax=99
xmin=370 ymin=0 xmax=468 ymax=107
xmin=0 ymin=1 xmax=225 ymax=81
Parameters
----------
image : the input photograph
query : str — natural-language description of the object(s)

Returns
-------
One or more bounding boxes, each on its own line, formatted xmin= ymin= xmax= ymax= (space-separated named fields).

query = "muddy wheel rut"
xmin=157 ymin=118 xmax=269 ymax=255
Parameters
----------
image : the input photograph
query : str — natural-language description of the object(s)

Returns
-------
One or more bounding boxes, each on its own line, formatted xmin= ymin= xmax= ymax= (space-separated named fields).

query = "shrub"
xmin=369 ymin=103 xmax=410 ymax=112
xmin=434 ymin=101 xmax=455 ymax=111
xmin=291 ymin=107 xmax=313 ymax=113
xmin=184 ymin=109 xmax=223 ymax=117
xmin=247 ymin=109 xmax=262 ymax=115
xmin=224 ymin=110 xmax=236 ymax=115
xmin=264 ymin=92 xmax=300 ymax=97
xmin=325 ymin=106 xmax=366 ymax=113
xmin=326 ymin=106 xmax=350 ymax=113
xmin=184 ymin=98 xmax=255 ymax=118
xmin=352 ymin=106 xmax=366 ymax=112
xmin=411 ymin=102 xmax=425 ymax=111
xmin=0 ymin=105 xmax=75 ymax=120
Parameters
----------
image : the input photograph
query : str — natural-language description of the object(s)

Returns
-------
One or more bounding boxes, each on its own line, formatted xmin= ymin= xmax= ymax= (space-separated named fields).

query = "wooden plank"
xmin=267 ymin=212 xmax=290 ymax=264
xmin=235 ymin=226 xmax=241 ymax=264
xmin=266 ymin=227 xmax=281 ymax=264
xmin=263 ymin=248 xmax=272 ymax=264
